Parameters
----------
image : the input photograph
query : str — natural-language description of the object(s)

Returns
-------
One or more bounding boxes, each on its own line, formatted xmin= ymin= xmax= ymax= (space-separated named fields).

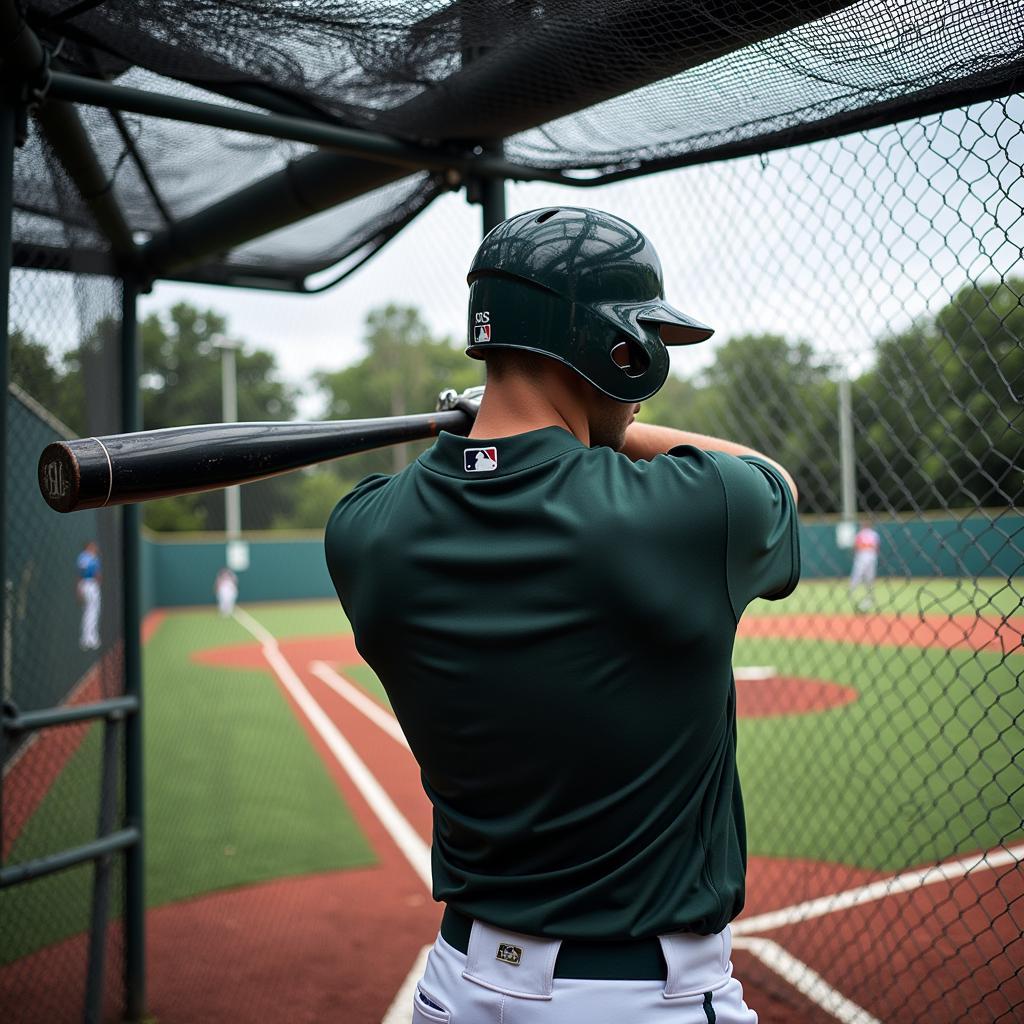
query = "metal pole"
xmin=217 ymin=340 xmax=242 ymax=539
xmin=120 ymin=281 xmax=146 ymax=1020
xmin=84 ymin=714 xmax=119 ymax=1023
xmin=480 ymin=140 xmax=506 ymax=235
xmin=838 ymin=374 xmax=857 ymax=530
xmin=0 ymin=90 xmax=17 ymax=865
xmin=46 ymin=72 xmax=562 ymax=187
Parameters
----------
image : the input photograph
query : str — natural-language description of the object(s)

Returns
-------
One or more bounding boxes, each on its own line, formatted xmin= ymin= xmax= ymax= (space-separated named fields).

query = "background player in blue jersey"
xmin=76 ymin=540 xmax=101 ymax=651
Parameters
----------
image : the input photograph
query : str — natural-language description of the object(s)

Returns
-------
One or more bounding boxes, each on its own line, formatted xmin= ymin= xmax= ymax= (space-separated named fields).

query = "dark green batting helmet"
xmin=466 ymin=207 xmax=713 ymax=403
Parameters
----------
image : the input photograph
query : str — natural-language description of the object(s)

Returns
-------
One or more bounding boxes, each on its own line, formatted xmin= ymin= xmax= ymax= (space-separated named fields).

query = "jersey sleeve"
xmin=324 ymin=473 xmax=392 ymax=596
xmin=704 ymin=451 xmax=801 ymax=619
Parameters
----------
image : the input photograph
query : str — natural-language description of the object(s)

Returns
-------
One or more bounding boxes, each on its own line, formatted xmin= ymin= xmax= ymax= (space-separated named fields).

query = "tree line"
xmin=12 ymin=277 xmax=1022 ymax=530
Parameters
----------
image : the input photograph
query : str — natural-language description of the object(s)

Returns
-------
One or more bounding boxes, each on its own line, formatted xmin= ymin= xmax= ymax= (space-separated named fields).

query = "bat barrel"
xmin=38 ymin=411 xmax=472 ymax=513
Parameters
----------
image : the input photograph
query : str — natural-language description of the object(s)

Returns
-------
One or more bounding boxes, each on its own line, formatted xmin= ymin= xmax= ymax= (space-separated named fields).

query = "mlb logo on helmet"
xmin=473 ymin=311 xmax=491 ymax=344
xmin=464 ymin=447 xmax=498 ymax=473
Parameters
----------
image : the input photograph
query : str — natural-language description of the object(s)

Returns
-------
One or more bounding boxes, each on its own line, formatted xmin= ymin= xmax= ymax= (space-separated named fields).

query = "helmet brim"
xmin=593 ymin=300 xmax=713 ymax=347
xmin=635 ymin=301 xmax=714 ymax=345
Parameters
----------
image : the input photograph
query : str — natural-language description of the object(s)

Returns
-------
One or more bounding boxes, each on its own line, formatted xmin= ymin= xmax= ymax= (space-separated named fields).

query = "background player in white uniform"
xmin=849 ymin=523 xmax=880 ymax=611
xmin=76 ymin=540 xmax=101 ymax=650
xmin=214 ymin=567 xmax=239 ymax=616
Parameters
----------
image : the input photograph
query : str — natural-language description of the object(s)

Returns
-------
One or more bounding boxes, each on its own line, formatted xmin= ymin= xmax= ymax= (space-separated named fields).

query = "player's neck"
xmin=470 ymin=372 xmax=591 ymax=445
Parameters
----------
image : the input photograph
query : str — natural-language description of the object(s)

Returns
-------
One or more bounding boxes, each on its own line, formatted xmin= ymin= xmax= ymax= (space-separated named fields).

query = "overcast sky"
xmin=138 ymin=96 xmax=1023 ymax=419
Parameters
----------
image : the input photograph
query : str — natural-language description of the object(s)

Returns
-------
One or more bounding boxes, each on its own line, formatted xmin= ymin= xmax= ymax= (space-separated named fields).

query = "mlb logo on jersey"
xmin=474 ymin=323 xmax=491 ymax=343
xmin=464 ymin=447 xmax=498 ymax=473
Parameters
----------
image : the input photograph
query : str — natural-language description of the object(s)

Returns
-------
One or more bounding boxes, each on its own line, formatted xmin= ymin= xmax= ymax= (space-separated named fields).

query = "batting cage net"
xmin=589 ymin=97 xmax=1024 ymax=1023
xmin=2 ymin=1 xmax=1022 ymax=1022
xmin=1 ymin=152 xmax=127 ymax=1019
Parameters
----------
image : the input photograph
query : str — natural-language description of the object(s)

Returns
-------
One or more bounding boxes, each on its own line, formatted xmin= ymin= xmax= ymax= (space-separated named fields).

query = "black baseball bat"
xmin=38 ymin=409 xmax=473 ymax=513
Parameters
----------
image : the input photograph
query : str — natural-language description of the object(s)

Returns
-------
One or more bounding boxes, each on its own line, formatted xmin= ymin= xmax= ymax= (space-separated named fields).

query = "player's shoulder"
xmin=327 ymin=472 xmax=393 ymax=527
xmin=581 ymin=445 xmax=728 ymax=533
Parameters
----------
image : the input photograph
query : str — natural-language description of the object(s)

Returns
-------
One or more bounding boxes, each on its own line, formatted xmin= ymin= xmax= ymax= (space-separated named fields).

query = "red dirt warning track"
xmin=739 ymin=610 xmax=1024 ymax=654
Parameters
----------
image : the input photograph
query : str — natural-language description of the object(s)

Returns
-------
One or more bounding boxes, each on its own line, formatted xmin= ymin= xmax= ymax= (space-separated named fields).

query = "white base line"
xmin=733 ymin=841 xmax=1024 ymax=935
xmin=232 ymin=608 xmax=431 ymax=890
xmin=380 ymin=944 xmax=433 ymax=1024
xmin=732 ymin=936 xmax=881 ymax=1024
xmin=310 ymin=660 xmax=409 ymax=749
xmin=733 ymin=665 xmax=777 ymax=681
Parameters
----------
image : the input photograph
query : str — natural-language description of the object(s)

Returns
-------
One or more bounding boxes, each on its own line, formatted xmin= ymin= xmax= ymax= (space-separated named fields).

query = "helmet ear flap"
xmin=609 ymin=338 xmax=651 ymax=379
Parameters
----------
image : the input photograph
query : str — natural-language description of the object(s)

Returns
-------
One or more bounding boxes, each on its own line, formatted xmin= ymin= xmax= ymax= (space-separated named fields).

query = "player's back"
xmin=325 ymin=426 xmax=798 ymax=940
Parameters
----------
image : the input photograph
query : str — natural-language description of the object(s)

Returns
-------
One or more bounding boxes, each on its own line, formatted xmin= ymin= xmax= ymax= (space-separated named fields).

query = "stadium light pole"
xmin=837 ymin=373 xmax=858 ymax=550
xmin=212 ymin=336 xmax=245 ymax=568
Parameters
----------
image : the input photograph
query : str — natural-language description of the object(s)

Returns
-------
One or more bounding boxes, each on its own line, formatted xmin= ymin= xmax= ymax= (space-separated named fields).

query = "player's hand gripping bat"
xmin=38 ymin=386 xmax=485 ymax=513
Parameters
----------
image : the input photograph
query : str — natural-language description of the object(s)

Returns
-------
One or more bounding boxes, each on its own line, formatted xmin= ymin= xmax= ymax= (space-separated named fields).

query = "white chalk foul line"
xmin=310 ymin=660 xmax=409 ymax=749
xmin=732 ymin=936 xmax=882 ymax=1024
xmin=733 ymin=665 xmax=777 ymax=681
xmin=733 ymin=841 xmax=1024 ymax=935
xmin=232 ymin=608 xmax=431 ymax=890
xmin=380 ymin=944 xmax=433 ymax=1024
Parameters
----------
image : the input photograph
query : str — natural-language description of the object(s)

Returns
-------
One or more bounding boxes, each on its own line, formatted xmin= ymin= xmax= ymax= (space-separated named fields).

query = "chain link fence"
xmin=500 ymin=95 xmax=1021 ymax=1022
xmin=1 ymin=189 xmax=127 ymax=1020
xmin=4 ymin=81 xmax=1021 ymax=1024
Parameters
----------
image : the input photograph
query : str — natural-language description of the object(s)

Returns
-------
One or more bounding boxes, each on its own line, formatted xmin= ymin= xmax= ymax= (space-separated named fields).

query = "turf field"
xmin=3 ymin=578 xmax=1021 ymax=976
xmin=1 ymin=604 xmax=373 ymax=964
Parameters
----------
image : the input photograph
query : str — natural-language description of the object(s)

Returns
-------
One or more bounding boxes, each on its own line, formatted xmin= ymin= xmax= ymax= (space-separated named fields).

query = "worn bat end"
xmin=38 ymin=442 xmax=81 ymax=513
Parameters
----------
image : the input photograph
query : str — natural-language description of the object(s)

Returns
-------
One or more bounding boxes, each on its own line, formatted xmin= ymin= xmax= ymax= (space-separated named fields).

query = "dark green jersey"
xmin=325 ymin=427 xmax=799 ymax=940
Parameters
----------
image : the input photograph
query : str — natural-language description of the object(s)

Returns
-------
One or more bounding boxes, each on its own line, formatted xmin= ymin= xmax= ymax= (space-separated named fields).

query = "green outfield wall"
xmin=141 ymin=512 xmax=1022 ymax=611
xmin=143 ymin=532 xmax=337 ymax=610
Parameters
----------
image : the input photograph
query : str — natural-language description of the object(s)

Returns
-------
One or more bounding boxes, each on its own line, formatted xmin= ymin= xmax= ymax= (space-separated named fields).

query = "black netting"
xmin=3 ymin=3 xmax=1023 ymax=1020
xmin=10 ymin=0 xmax=1024 ymax=284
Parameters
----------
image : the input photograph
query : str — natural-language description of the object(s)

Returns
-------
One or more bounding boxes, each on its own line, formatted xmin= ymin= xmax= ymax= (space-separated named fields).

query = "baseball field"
xmin=1 ymin=577 xmax=1021 ymax=1023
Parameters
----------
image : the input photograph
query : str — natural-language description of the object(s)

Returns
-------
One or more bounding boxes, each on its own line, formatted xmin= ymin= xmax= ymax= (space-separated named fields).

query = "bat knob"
xmin=38 ymin=439 xmax=111 ymax=513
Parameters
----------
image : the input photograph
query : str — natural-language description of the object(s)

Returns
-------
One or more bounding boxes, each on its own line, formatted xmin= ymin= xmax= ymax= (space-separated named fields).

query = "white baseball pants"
xmin=849 ymin=551 xmax=877 ymax=588
xmin=78 ymin=579 xmax=101 ymax=650
xmin=411 ymin=922 xmax=757 ymax=1024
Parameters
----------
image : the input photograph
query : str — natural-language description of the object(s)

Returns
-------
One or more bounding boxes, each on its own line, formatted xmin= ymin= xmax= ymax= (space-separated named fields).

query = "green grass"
xmin=735 ymin=636 xmax=1024 ymax=868
xmin=748 ymin=576 xmax=1023 ymax=618
xmin=235 ymin=599 xmax=352 ymax=639
xmin=2 ymin=604 xmax=374 ymax=965
xmin=5 ymin=583 xmax=1022 ymax=964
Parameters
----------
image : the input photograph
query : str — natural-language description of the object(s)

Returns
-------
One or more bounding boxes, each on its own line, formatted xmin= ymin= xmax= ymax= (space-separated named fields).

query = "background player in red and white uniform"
xmin=849 ymin=523 xmax=880 ymax=611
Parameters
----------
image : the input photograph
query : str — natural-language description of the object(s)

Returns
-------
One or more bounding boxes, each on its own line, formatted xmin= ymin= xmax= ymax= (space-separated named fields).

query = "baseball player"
xmin=849 ymin=522 xmax=880 ymax=611
xmin=326 ymin=207 xmax=799 ymax=1022
xmin=76 ymin=540 xmax=102 ymax=651
xmin=214 ymin=567 xmax=239 ymax=617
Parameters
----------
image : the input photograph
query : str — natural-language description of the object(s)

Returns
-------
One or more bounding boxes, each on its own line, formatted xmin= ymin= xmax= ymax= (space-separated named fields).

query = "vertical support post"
xmin=214 ymin=336 xmax=243 ymax=549
xmin=84 ymin=714 xmax=119 ymax=1023
xmin=120 ymin=280 xmax=145 ymax=1020
xmin=221 ymin=343 xmax=241 ymax=538
xmin=838 ymin=374 xmax=857 ymax=544
xmin=0 ymin=95 xmax=17 ymax=858
xmin=480 ymin=141 xmax=506 ymax=236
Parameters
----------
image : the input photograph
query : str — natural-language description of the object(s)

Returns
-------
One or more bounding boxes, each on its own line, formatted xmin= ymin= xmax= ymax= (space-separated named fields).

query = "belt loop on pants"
xmin=463 ymin=919 xmax=561 ymax=1000
xmin=659 ymin=926 xmax=732 ymax=998
xmin=441 ymin=906 xmax=669 ymax=983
